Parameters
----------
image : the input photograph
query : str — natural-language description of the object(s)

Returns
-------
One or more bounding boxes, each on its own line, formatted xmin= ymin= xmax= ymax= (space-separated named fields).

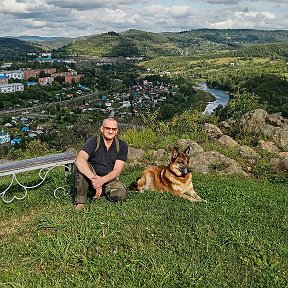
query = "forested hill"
xmin=170 ymin=29 xmax=288 ymax=46
xmin=2 ymin=29 xmax=288 ymax=59
xmin=222 ymin=42 xmax=288 ymax=59
xmin=56 ymin=29 xmax=288 ymax=58
xmin=0 ymin=38 xmax=42 ymax=61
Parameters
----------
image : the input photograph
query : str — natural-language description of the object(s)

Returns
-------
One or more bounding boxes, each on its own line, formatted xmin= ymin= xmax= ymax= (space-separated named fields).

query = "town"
xmin=0 ymin=52 xmax=182 ymax=147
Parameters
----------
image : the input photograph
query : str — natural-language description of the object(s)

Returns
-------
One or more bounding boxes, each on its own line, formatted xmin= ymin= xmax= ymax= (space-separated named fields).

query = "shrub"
xmin=121 ymin=127 xmax=158 ymax=149
xmin=218 ymin=91 xmax=266 ymax=120
xmin=169 ymin=108 xmax=217 ymax=137
xmin=24 ymin=139 xmax=50 ymax=158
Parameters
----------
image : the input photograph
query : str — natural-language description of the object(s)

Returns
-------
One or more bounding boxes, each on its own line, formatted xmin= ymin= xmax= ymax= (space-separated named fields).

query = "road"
xmin=0 ymin=92 xmax=100 ymax=117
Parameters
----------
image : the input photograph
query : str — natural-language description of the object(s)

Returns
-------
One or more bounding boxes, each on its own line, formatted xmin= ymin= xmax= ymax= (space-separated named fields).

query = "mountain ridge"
xmin=1 ymin=29 xmax=288 ymax=59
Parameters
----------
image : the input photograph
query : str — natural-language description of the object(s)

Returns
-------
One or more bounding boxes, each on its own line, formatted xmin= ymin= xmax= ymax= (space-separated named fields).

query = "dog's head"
xmin=170 ymin=146 xmax=192 ymax=177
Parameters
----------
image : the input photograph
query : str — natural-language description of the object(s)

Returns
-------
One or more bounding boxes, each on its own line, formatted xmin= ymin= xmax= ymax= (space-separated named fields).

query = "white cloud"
xmin=0 ymin=0 xmax=286 ymax=37
xmin=208 ymin=11 xmax=280 ymax=29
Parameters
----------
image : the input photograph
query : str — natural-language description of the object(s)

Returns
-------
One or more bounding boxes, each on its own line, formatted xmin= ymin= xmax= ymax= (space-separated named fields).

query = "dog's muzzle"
xmin=180 ymin=167 xmax=191 ymax=175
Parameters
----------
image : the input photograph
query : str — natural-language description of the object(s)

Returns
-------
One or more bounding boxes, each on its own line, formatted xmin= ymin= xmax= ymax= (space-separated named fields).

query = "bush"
xmin=169 ymin=108 xmax=217 ymax=138
xmin=24 ymin=139 xmax=50 ymax=158
xmin=121 ymin=127 xmax=159 ymax=149
xmin=218 ymin=91 xmax=266 ymax=120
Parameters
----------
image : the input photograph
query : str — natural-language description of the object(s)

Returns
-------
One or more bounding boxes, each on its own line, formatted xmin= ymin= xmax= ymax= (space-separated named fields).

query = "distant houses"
xmin=0 ymin=129 xmax=10 ymax=144
xmin=0 ymin=69 xmax=24 ymax=80
xmin=0 ymin=128 xmax=22 ymax=146
xmin=0 ymin=115 xmax=45 ymax=147
xmin=0 ymin=67 xmax=82 ymax=93
xmin=0 ymin=83 xmax=24 ymax=93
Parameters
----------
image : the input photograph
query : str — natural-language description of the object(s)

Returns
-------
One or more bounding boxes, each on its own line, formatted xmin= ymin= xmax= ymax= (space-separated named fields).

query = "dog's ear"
xmin=184 ymin=146 xmax=191 ymax=155
xmin=172 ymin=147 xmax=179 ymax=160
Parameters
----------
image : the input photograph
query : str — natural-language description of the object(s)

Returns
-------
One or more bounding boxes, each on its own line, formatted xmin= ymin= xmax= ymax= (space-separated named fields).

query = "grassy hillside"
xmin=58 ymin=29 xmax=288 ymax=58
xmin=58 ymin=29 xmax=181 ymax=58
xmin=0 ymin=169 xmax=287 ymax=287
xmin=3 ymin=29 xmax=288 ymax=59
xmin=14 ymin=36 xmax=77 ymax=50
xmin=1 ymin=103 xmax=288 ymax=286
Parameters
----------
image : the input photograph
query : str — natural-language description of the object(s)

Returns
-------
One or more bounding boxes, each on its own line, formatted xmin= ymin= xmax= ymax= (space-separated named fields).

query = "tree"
xmin=219 ymin=91 xmax=266 ymax=120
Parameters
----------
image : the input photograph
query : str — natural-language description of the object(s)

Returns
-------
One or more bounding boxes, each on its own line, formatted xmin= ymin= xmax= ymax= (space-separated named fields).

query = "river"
xmin=196 ymin=82 xmax=230 ymax=115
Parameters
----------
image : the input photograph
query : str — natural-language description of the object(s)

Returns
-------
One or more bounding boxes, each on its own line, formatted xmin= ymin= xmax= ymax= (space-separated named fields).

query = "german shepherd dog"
xmin=130 ymin=146 xmax=204 ymax=202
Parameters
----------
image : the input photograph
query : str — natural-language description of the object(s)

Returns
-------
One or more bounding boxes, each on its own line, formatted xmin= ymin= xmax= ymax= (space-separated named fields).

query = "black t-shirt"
xmin=81 ymin=136 xmax=128 ymax=176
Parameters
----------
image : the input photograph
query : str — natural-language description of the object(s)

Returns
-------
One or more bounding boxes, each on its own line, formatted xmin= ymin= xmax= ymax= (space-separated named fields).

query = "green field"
xmin=0 ymin=169 xmax=287 ymax=287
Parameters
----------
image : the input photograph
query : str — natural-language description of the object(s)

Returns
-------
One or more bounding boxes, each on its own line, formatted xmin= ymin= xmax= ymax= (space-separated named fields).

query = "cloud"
xmin=45 ymin=0 xmax=146 ymax=10
xmin=198 ymin=0 xmax=239 ymax=4
xmin=0 ymin=0 xmax=286 ymax=37
xmin=207 ymin=10 xmax=285 ymax=30
xmin=199 ymin=0 xmax=288 ymax=3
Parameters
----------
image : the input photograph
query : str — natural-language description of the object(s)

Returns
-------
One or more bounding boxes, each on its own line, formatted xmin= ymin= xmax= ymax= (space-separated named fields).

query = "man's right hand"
xmin=93 ymin=186 xmax=103 ymax=199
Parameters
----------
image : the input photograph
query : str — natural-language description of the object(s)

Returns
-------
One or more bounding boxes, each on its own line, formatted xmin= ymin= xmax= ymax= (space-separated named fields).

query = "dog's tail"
xmin=128 ymin=177 xmax=140 ymax=191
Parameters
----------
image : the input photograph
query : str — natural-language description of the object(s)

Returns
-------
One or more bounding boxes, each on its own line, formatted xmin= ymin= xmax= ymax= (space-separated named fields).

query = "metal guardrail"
xmin=0 ymin=151 xmax=76 ymax=203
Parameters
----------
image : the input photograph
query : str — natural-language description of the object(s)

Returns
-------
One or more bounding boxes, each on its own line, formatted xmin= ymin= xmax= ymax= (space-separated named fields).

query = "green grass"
xmin=0 ymin=169 xmax=287 ymax=287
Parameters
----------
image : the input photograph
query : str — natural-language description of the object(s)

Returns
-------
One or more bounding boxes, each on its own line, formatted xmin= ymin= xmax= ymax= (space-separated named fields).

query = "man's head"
xmin=100 ymin=118 xmax=118 ymax=141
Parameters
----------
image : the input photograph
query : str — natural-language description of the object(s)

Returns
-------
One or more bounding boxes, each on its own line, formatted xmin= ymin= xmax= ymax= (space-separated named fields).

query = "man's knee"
xmin=107 ymin=188 xmax=127 ymax=202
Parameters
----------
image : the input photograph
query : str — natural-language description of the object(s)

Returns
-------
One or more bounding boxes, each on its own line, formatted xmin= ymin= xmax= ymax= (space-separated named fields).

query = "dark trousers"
xmin=74 ymin=164 xmax=127 ymax=204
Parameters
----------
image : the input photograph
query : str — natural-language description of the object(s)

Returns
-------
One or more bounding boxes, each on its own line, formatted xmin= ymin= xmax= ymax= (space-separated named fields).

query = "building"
xmin=0 ymin=83 xmax=24 ymax=93
xmin=39 ymin=77 xmax=54 ymax=85
xmin=11 ymin=137 xmax=22 ymax=145
xmin=64 ymin=74 xmax=81 ymax=83
xmin=0 ymin=129 xmax=10 ymax=144
xmin=0 ymin=69 xmax=24 ymax=79
xmin=36 ymin=52 xmax=52 ymax=62
xmin=0 ymin=75 xmax=8 ymax=85
xmin=23 ymin=68 xmax=56 ymax=80
xmin=0 ymin=62 xmax=12 ymax=69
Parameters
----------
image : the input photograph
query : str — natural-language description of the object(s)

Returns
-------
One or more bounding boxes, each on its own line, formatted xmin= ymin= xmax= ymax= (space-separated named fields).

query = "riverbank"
xmin=194 ymin=82 xmax=230 ymax=114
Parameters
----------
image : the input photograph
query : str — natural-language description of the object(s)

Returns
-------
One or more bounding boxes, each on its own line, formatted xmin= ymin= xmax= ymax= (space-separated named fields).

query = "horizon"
xmin=1 ymin=0 xmax=287 ymax=38
xmin=2 ymin=27 xmax=288 ymax=40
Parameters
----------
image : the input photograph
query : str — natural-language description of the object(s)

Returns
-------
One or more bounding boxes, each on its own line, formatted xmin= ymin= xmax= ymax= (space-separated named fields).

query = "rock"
xmin=269 ymin=126 xmax=288 ymax=150
xmin=270 ymin=156 xmax=288 ymax=173
xmin=153 ymin=149 xmax=166 ymax=158
xmin=177 ymin=139 xmax=204 ymax=154
xmin=219 ymin=119 xmax=237 ymax=130
xmin=190 ymin=151 xmax=247 ymax=176
xmin=255 ymin=123 xmax=275 ymax=138
xmin=279 ymin=152 xmax=288 ymax=171
xmin=266 ymin=113 xmax=288 ymax=127
xmin=240 ymin=109 xmax=268 ymax=132
xmin=279 ymin=152 xmax=288 ymax=158
xmin=204 ymin=123 xmax=223 ymax=140
xmin=217 ymin=135 xmax=239 ymax=147
xmin=282 ymin=158 xmax=288 ymax=171
xmin=238 ymin=145 xmax=258 ymax=159
xmin=239 ymin=109 xmax=288 ymax=150
xmin=258 ymin=140 xmax=281 ymax=153
xmin=127 ymin=147 xmax=145 ymax=166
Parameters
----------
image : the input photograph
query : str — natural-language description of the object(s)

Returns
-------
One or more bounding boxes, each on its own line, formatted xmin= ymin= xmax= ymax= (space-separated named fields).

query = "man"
xmin=75 ymin=118 xmax=128 ymax=210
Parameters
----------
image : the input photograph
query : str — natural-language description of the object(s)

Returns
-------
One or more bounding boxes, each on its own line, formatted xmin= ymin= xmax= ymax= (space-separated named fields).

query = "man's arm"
xmin=91 ymin=159 xmax=126 ymax=190
xmin=75 ymin=150 xmax=96 ymax=180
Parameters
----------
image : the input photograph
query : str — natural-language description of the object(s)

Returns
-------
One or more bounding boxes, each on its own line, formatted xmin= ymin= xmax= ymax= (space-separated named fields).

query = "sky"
xmin=1 ymin=0 xmax=288 ymax=38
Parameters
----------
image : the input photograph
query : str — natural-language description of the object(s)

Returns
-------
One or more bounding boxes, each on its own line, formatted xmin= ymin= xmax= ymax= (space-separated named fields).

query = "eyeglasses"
xmin=103 ymin=126 xmax=118 ymax=132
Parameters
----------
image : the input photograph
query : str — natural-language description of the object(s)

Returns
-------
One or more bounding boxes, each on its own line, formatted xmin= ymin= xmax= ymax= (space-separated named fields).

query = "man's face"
xmin=101 ymin=120 xmax=118 ymax=140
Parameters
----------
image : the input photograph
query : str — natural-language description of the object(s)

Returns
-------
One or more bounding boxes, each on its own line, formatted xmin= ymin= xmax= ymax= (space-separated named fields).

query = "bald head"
xmin=102 ymin=118 xmax=118 ymax=127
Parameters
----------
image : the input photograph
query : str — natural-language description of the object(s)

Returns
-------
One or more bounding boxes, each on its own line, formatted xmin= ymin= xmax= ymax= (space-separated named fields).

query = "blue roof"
xmin=11 ymin=138 xmax=22 ymax=144
xmin=0 ymin=75 xmax=8 ymax=79
xmin=26 ymin=81 xmax=37 ymax=85
xmin=0 ymin=131 xmax=9 ymax=136
xmin=21 ymin=127 xmax=29 ymax=131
